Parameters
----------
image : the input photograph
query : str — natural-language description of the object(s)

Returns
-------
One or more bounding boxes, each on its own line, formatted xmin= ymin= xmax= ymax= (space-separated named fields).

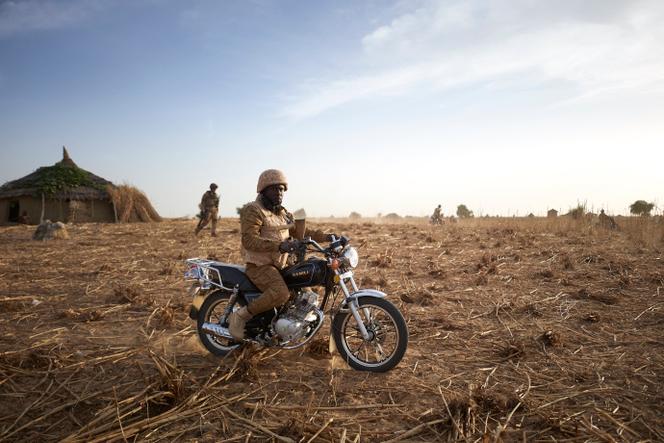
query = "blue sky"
xmin=1 ymin=0 xmax=662 ymax=217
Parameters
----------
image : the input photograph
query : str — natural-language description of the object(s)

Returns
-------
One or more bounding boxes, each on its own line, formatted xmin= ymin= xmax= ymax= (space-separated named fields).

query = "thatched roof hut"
xmin=0 ymin=147 xmax=160 ymax=224
xmin=547 ymin=209 xmax=558 ymax=218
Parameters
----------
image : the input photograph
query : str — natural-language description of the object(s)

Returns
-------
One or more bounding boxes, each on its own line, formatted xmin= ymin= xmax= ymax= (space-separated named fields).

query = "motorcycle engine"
xmin=274 ymin=290 xmax=319 ymax=342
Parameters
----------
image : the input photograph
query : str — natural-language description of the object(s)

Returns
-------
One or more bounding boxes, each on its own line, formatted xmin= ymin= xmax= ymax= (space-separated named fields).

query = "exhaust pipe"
xmin=201 ymin=322 xmax=233 ymax=339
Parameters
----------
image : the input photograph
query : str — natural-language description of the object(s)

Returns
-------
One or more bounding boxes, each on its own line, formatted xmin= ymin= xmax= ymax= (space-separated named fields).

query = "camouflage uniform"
xmin=240 ymin=196 xmax=328 ymax=315
xmin=598 ymin=210 xmax=618 ymax=230
xmin=195 ymin=190 xmax=220 ymax=236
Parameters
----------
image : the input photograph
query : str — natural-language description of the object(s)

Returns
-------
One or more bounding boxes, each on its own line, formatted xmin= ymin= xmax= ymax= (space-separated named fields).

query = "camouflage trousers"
xmin=245 ymin=264 xmax=290 ymax=315
xmin=195 ymin=207 xmax=218 ymax=235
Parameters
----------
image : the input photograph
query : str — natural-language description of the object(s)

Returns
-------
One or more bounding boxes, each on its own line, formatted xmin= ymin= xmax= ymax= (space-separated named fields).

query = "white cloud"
xmin=282 ymin=0 xmax=664 ymax=119
xmin=0 ymin=0 xmax=104 ymax=37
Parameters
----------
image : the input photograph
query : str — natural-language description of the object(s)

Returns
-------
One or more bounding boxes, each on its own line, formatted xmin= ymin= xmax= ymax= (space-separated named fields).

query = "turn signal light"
xmin=330 ymin=259 xmax=340 ymax=270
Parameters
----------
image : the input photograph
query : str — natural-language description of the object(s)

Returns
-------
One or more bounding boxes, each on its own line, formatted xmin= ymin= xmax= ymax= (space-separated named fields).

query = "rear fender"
xmin=188 ymin=284 xmax=203 ymax=319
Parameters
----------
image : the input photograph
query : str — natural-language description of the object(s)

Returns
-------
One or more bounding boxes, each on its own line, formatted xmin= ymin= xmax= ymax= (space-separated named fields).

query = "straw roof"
xmin=0 ymin=147 xmax=113 ymax=200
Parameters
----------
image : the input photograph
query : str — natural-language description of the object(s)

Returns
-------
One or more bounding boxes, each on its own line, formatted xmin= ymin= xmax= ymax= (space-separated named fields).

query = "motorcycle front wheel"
xmin=332 ymin=296 xmax=408 ymax=372
xmin=197 ymin=290 xmax=241 ymax=356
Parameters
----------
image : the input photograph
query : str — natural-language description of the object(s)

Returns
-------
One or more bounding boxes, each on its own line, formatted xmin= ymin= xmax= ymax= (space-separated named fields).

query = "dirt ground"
xmin=0 ymin=218 xmax=662 ymax=442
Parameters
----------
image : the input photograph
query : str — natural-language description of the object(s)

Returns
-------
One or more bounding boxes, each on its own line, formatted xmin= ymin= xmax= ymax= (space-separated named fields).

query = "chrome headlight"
xmin=341 ymin=246 xmax=359 ymax=269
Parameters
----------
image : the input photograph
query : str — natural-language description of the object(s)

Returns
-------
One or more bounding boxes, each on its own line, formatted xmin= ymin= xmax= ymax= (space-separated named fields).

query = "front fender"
xmin=340 ymin=289 xmax=386 ymax=309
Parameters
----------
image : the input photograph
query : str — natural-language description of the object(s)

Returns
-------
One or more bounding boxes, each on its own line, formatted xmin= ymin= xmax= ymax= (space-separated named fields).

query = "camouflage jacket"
xmin=240 ymin=199 xmax=328 ymax=254
xmin=200 ymin=191 xmax=219 ymax=210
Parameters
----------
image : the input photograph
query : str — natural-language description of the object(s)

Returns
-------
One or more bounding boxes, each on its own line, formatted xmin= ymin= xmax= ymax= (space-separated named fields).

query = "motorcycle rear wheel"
xmin=197 ymin=291 xmax=241 ymax=356
xmin=332 ymin=297 xmax=408 ymax=372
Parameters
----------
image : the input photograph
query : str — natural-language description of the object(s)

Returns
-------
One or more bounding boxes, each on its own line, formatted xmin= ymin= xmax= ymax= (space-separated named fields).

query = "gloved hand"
xmin=326 ymin=234 xmax=338 ymax=242
xmin=279 ymin=239 xmax=300 ymax=253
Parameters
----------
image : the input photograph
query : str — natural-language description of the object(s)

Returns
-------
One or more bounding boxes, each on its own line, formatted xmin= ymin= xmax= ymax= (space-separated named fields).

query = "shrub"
xmin=629 ymin=200 xmax=655 ymax=216
xmin=456 ymin=204 xmax=474 ymax=218
xmin=566 ymin=204 xmax=586 ymax=220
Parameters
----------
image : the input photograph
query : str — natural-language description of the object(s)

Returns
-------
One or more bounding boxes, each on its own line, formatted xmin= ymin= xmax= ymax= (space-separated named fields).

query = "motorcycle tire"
xmin=332 ymin=296 xmax=408 ymax=372
xmin=197 ymin=290 xmax=242 ymax=356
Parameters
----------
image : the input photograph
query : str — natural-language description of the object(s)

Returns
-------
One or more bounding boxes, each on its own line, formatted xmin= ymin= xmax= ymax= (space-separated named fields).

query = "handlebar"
xmin=299 ymin=235 xmax=350 ymax=256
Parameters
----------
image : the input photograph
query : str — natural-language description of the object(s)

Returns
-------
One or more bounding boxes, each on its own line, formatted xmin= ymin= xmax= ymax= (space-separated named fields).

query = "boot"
xmin=228 ymin=306 xmax=252 ymax=340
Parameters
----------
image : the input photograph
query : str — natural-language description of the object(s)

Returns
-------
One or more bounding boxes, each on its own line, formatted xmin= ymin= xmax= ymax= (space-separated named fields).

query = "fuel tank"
xmin=282 ymin=258 xmax=328 ymax=289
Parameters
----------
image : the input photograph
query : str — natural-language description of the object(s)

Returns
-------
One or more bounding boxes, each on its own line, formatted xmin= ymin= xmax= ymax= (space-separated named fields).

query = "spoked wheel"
xmin=332 ymin=297 xmax=408 ymax=372
xmin=197 ymin=291 xmax=241 ymax=356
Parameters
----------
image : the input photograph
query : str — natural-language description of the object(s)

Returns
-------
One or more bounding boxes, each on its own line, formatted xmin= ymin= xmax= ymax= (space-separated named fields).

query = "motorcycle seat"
xmin=210 ymin=263 xmax=259 ymax=292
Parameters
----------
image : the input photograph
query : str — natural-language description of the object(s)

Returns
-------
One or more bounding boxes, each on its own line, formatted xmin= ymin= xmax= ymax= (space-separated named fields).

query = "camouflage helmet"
xmin=210 ymin=183 xmax=218 ymax=190
xmin=257 ymin=169 xmax=288 ymax=193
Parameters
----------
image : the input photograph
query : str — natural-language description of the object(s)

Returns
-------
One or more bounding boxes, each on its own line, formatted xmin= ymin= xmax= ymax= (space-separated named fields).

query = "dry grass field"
xmin=0 ymin=217 xmax=663 ymax=442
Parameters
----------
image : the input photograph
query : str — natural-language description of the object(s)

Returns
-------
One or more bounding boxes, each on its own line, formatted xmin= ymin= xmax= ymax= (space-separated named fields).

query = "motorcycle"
xmin=184 ymin=236 xmax=408 ymax=372
xmin=430 ymin=215 xmax=443 ymax=225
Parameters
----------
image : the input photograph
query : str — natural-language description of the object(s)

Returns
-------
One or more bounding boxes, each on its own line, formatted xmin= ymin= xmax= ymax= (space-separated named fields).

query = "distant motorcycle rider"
xmin=431 ymin=204 xmax=443 ymax=224
xmin=195 ymin=183 xmax=220 ymax=237
xmin=228 ymin=169 xmax=333 ymax=340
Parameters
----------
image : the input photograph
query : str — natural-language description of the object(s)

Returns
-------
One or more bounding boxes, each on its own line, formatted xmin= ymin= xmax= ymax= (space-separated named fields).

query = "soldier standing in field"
xmin=431 ymin=204 xmax=443 ymax=225
xmin=194 ymin=183 xmax=220 ymax=237
xmin=598 ymin=209 xmax=618 ymax=230
xmin=227 ymin=169 xmax=335 ymax=340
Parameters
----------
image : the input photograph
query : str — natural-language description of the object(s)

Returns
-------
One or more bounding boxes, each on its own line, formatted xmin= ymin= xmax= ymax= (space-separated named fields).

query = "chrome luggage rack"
xmin=184 ymin=258 xmax=237 ymax=291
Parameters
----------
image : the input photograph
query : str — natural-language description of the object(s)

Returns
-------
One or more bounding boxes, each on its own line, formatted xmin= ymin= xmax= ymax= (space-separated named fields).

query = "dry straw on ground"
xmin=0 ymin=216 xmax=662 ymax=441
xmin=107 ymin=184 xmax=162 ymax=223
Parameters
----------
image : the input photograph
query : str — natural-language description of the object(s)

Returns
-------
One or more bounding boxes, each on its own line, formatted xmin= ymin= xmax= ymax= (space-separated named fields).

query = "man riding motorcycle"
xmin=228 ymin=169 xmax=334 ymax=340
xmin=431 ymin=204 xmax=443 ymax=225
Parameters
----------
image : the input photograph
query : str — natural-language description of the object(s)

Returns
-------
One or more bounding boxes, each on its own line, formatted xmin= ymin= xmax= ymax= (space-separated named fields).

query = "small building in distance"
xmin=0 ymin=147 xmax=116 ymax=224
xmin=547 ymin=209 xmax=558 ymax=218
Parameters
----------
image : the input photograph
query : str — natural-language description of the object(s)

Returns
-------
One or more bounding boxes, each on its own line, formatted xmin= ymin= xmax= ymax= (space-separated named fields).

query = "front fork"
xmin=336 ymin=271 xmax=373 ymax=340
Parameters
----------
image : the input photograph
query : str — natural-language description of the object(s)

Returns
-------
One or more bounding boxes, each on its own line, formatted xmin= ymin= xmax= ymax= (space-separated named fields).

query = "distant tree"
xmin=384 ymin=213 xmax=401 ymax=220
xmin=349 ymin=211 xmax=362 ymax=219
xmin=456 ymin=204 xmax=474 ymax=218
xmin=629 ymin=200 xmax=655 ymax=216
